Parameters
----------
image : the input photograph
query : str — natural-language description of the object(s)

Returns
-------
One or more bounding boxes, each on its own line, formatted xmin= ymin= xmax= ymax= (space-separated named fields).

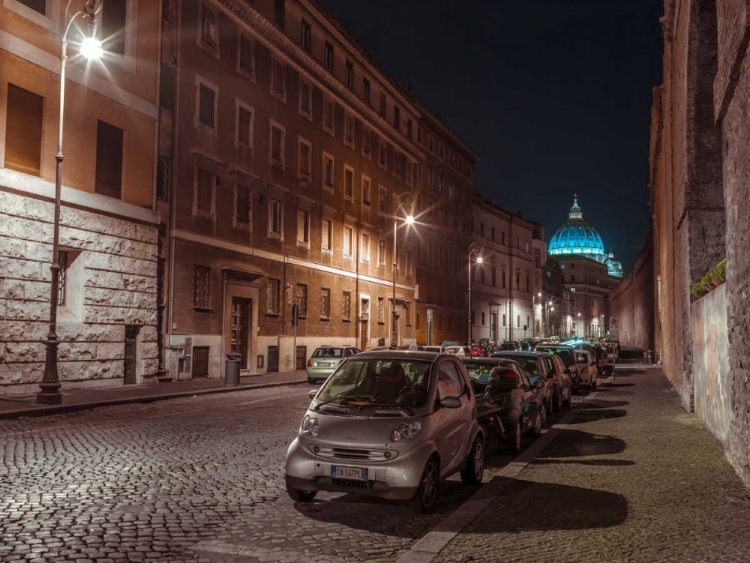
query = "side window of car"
xmin=438 ymin=361 xmax=464 ymax=400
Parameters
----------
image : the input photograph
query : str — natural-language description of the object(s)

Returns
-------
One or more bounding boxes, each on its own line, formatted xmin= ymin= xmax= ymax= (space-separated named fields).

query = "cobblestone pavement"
xmin=436 ymin=368 xmax=750 ymax=563
xmin=0 ymin=382 xmax=575 ymax=563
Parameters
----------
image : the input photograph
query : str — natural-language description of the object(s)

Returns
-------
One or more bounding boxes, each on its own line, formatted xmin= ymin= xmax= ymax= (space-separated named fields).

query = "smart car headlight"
xmin=389 ymin=421 xmax=422 ymax=442
xmin=301 ymin=415 xmax=320 ymax=436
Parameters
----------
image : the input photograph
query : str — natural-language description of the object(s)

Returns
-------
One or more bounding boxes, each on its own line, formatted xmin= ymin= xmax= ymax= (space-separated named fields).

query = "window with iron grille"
xmin=342 ymin=291 xmax=351 ymax=321
xmin=295 ymin=284 xmax=308 ymax=317
xmin=320 ymin=288 xmax=331 ymax=318
xmin=266 ymin=278 xmax=280 ymax=314
xmin=378 ymin=240 xmax=386 ymax=266
xmin=157 ymin=155 xmax=170 ymax=202
xmin=193 ymin=266 xmax=210 ymax=308
xmin=236 ymin=183 xmax=251 ymax=225
xmin=57 ymin=251 xmax=68 ymax=306
xmin=377 ymin=297 xmax=384 ymax=323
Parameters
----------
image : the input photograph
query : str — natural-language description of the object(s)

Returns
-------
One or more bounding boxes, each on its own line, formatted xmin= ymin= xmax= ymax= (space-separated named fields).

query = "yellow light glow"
xmin=405 ymin=215 xmax=415 ymax=225
xmin=80 ymin=37 xmax=103 ymax=60
xmin=476 ymin=256 xmax=483 ymax=264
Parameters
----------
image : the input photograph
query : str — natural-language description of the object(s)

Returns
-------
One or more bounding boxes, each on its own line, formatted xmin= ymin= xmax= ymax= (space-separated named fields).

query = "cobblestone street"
xmin=2 ymin=368 xmax=750 ymax=562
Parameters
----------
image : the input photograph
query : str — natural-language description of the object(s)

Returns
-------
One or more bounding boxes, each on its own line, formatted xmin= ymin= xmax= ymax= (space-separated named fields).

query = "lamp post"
xmin=391 ymin=192 xmax=414 ymax=347
xmin=467 ymin=242 xmax=482 ymax=345
xmin=534 ymin=291 xmax=541 ymax=337
xmin=37 ymin=0 xmax=103 ymax=405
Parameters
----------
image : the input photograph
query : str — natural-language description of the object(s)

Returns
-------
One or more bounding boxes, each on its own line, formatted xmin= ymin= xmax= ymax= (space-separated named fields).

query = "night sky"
xmin=320 ymin=0 xmax=664 ymax=270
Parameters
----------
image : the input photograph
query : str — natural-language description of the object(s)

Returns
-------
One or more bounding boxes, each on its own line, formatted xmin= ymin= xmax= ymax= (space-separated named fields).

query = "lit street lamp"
xmin=533 ymin=291 xmax=541 ymax=337
xmin=467 ymin=242 xmax=482 ymax=345
xmin=38 ymin=0 xmax=104 ymax=405
xmin=391 ymin=192 xmax=414 ymax=347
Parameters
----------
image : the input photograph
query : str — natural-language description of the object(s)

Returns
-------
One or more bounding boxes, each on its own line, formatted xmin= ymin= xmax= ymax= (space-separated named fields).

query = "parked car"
xmin=463 ymin=357 xmax=546 ymax=452
xmin=445 ymin=345 xmax=472 ymax=358
xmin=575 ymin=350 xmax=598 ymax=388
xmin=418 ymin=345 xmax=445 ymax=353
xmin=535 ymin=344 xmax=582 ymax=394
xmin=305 ymin=346 xmax=361 ymax=383
xmin=286 ymin=351 xmax=485 ymax=513
xmin=490 ymin=351 xmax=555 ymax=421
xmin=499 ymin=340 xmax=519 ymax=351
xmin=540 ymin=352 xmax=572 ymax=408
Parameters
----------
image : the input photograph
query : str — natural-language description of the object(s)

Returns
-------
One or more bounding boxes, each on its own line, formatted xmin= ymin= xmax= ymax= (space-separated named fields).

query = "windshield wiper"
xmin=314 ymin=393 xmax=377 ymax=411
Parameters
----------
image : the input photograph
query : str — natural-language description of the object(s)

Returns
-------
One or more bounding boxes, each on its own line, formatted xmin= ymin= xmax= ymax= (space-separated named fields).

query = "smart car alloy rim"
xmin=473 ymin=441 xmax=484 ymax=480
xmin=422 ymin=463 xmax=437 ymax=506
xmin=535 ymin=410 xmax=542 ymax=434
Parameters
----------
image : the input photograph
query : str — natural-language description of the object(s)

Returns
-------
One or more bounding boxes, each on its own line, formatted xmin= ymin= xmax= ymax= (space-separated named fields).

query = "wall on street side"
xmin=691 ymin=284 xmax=731 ymax=444
xmin=608 ymin=235 xmax=654 ymax=350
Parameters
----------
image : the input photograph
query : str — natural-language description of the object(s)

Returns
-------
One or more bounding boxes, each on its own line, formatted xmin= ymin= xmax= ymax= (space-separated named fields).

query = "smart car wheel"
xmin=287 ymin=488 xmax=317 ymax=503
xmin=411 ymin=457 xmax=440 ymax=513
xmin=461 ymin=437 xmax=484 ymax=486
xmin=563 ymin=389 xmax=572 ymax=407
xmin=528 ymin=408 xmax=543 ymax=437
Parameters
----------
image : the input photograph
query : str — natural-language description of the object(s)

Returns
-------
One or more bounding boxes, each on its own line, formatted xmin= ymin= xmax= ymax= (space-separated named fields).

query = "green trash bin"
xmin=225 ymin=353 xmax=242 ymax=386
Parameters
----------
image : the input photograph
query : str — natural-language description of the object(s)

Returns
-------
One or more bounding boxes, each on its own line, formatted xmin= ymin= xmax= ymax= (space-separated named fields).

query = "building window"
xmin=238 ymin=33 xmax=255 ymax=77
xmin=393 ymin=151 xmax=402 ymax=180
xmin=271 ymin=57 xmax=286 ymax=100
xmin=343 ymin=291 xmax=351 ymax=321
xmin=439 ymin=175 xmax=444 ymax=194
xmin=378 ymin=139 xmax=387 ymax=169
xmin=295 ymin=283 xmax=308 ymax=317
xmin=323 ymin=98 xmax=335 ymax=134
xmin=571 ymin=275 xmax=576 ymax=283
xmin=235 ymin=182 xmax=251 ymax=226
xmin=297 ymin=208 xmax=310 ymax=245
xmin=299 ymin=79 xmax=312 ymax=118
xmin=323 ymin=153 xmax=334 ymax=189
xmin=393 ymin=106 xmax=400 ymax=131
xmin=193 ymin=266 xmax=210 ymax=308
xmin=502 ymin=268 xmax=507 ymax=289
xmin=359 ymin=232 xmax=370 ymax=262
xmin=379 ymin=92 xmax=386 ymax=117
xmin=526 ymin=240 xmax=530 ymax=253
xmin=345 ymin=59 xmax=354 ymax=89
xmin=322 ymin=218 xmax=333 ymax=252
xmin=270 ymin=122 xmax=285 ymax=167
xmin=362 ymin=127 xmax=372 ymax=158
xmin=198 ymin=81 xmax=217 ymax=128
xmin=101 ymin=0 xmax=127 ymax=56
xmin=269 ymin=198 xmax=282 ymax=236
xmin=321 ymin=288 xmax=331 ymax=318
xmin=57 ymin=250 xmax=68 ymax=306
xmin=344 ymin=167 xmax=354 ymax=200
xmin=344 ymin=114 xmax=354 ymax=147
xmin=517 ymin=315 xmax=521 ymax=328
xmin=343 ymin=226 xmax=353 ymax=257
xmin=363 ymin=78 xmax=371 ymax=105
xmin=301 ymin=19 xmax=311 ymax=52
xmin=298 ymin=137 xmax=311 ymax=178
xmin=377 ymin=297 xmax=385 ymax=323
xmin=378 ymin=187 xmax=387 ymax=213
xmin=236 ymin=102 xmax=254 ymax=149
xmin=362 ymin=176 xmax=371 ymax=206
xmin=199 ymin=3 xmax=218 ymax=51
xmin=324 ymin=41 xmax=334 ymax=72
xmin=4 ymin=84 xmax=43 ymax=176
xmin=95 ymin=120 xmax=123 ymax=199
xmin=273 ymin=0 xmax=285 ymax=29
xmin=195 ymin=167 xmax=215 ymax=216
xmin=266 ymin=278 xmax=280 ymax=314
xmin=526 ymin=272 xmax=530 ymax=292
xmin=378 ymin=240 xmax=386 ymax=266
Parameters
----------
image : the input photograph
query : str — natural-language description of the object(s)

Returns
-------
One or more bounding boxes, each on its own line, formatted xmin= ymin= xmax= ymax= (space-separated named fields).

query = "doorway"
xmin=192 ymin=346 xmax=210 ymax=378
xmin=230 ymin=297 xmax=251 ymax=370
xmin=267 ymin=346 xmax=279 ymax=373
xmin=124 ymin=325 xmax=140 ymax=385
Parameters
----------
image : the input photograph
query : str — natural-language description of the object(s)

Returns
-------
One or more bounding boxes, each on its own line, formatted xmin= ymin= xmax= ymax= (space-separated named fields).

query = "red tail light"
xmin=502 ymin=370 xmax=518 ymax=379
xmin=307 ymin=359 xmax=312 ymax=367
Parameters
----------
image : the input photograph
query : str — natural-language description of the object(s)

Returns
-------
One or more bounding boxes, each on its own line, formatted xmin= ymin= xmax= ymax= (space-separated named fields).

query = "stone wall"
xmin=0 ymin=190 xmax=159 ymax=395
xmin=692 ymin=283 xmax=731 ymax=444
xmin=608 ymin=235 xmax=654 ymax=350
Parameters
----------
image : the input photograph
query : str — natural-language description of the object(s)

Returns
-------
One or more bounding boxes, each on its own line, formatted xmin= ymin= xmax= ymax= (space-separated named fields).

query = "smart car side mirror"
xmin=440 ymin=396 xmax=462 ymax=409
xmin=308 ymin=389 xmax=318 ymax=399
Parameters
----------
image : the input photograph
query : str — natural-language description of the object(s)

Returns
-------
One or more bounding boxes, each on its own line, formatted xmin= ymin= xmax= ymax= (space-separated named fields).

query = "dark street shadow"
xmin=576 ymin=400 xmax=629 ymax=409
xmin=536 ymin=428 xmax=626 ymax=458
xmin=567 ymin=409 xmax=627 ymax=424
xmin=603 ymin=383 xmax=635 ymax=388
xmin=532 ymin=458 xmax=634 ymax=467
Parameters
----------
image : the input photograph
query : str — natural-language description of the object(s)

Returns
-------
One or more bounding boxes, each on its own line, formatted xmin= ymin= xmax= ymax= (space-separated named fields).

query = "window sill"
xmin=323 ymin=185 xmax=334 ymax=193
xmin=268 ymin=232 xmax=283 ymax=241
xmin=342 ymin=318 xmax=351 ymax=323
xmin=265 ymin=312 xmax=281 ymax=317
xmin=193 ymin=306 xmax=212 ymax=312
xmin=270 ymin=90 xmax=287 ymax=104
xmin=297 ymin=241 xmax=310 ymax=249
xmin=198 ymin=39 xmax=220 ymax=59
xmin=237 ymin=67 xmax=256 ymax=83
xmin=323 ymin=126 xmax=335 ymax=137
xmin=299 ymin=108 xmax=313 ymax=121
xmin=320 ymin=317 xmax=331 ymax=321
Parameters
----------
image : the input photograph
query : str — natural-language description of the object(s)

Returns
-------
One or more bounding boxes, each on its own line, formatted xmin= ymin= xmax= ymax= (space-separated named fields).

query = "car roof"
xmin=462 ymin=357 xmax=517 ymax=365
xmin=493 ymin=351 xmax=545 ymax=359
xmin=537 ymin=344 xmax=575 ymax=350
xmin=354 ymin=350 xmax=443 ymax=361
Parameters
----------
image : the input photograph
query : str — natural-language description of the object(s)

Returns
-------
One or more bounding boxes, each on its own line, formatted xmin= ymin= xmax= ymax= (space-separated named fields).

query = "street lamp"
xmin=533 ymin=291 xmax=541 ymax=337
xmin=38 ymin=0 xmax=104 ymax=405
xmin=467 ymin=242 xmax=482 ymax=345
xmin=391 ymin=192 xmax=414 ymax=347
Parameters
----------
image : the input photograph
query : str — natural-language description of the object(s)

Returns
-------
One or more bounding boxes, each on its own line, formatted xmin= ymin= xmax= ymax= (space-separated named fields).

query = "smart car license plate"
xmin=331 ymin=466 xmax=368 ymax=481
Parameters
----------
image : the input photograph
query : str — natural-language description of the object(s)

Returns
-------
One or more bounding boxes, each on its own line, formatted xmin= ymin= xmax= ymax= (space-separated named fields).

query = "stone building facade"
xmin=157 ymin=0 xmax=477 ymax=379
xmin=651 ymin=0 xmax=750 ymax=485
xmin=469 ymin=196 xmax=536 ymax=343
xmin=0 ymin=0 xmax=161 ymax=395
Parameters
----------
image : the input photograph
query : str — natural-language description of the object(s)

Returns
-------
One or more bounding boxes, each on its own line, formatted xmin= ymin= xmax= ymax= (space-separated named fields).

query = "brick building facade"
xmin=0 ymin=0 xmax=161 ymax=395
xmin=652 ymin=0 xmax=750 ymax=485
xmin=157 ymin=0 xmax=477 ymax=379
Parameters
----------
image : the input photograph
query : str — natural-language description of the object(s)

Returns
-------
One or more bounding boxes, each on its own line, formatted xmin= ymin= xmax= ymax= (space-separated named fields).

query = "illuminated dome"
xmin=548 ymin=195 xmax=607 ymax=263
xmin=606 ymin=251 xmax=624 ymax=278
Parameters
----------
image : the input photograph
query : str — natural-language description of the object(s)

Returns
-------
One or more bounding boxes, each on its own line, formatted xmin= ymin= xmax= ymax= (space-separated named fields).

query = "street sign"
xmin=609 ymin=329 xmax=619 ymax=339
xmin=610 ymin=317 xmax=619 ymax=330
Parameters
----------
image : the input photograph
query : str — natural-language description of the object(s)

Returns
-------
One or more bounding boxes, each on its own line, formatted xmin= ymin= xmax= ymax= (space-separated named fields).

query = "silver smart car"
xmin=285 ymin=351 xmax=485 ymax=513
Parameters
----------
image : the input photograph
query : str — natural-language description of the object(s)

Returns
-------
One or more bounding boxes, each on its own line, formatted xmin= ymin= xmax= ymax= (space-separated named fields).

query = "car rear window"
xmin=313 ymin=348 xmax=343 ymax=358
xmin=539 ymin=347 xmax=574 ymax=366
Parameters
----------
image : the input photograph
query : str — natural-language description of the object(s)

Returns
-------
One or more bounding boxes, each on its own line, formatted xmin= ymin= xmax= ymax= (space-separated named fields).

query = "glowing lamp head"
xmin=404 ymin=214 xmax=415 ymax=225
xmin=80 ymin=36 xmax=103 ymax=60
xmin=476 ymin=256 xmax=483 ymax=264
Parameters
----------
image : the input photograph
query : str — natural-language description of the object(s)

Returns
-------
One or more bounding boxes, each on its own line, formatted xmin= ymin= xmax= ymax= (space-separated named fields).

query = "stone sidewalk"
xmin=0 ymin=370 xmax=308 ymax=419
xmin=429 ymin=366 xmax=750 ymax=563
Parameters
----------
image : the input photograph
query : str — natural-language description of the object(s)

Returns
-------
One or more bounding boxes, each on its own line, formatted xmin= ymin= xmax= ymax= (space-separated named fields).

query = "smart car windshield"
xmin=316 ymin=359 xmax=432 ymax=408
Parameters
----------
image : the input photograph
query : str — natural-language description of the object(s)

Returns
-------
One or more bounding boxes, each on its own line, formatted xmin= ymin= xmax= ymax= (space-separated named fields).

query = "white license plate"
xmin=331 ymin=465 xmax=368 ymax=481
xmin=317 ymin=362 xmax=333 ymax=367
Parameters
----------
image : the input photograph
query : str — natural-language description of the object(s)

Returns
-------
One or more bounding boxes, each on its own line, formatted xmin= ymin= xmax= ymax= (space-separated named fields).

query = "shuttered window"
xmin=4 ymin=84 xmax=43 ymax=176
xmin=322 ymin=218 xmax=332 ymax=251
xmin=297 ymin=208 xmax=310 ymax=244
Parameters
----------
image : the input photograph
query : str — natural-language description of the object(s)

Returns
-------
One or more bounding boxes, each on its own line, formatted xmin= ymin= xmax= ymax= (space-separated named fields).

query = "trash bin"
xmin=646 ymin=350 xmax=656 ymax=364
xmin=225 ymin=353 xmax=241 ymax=386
